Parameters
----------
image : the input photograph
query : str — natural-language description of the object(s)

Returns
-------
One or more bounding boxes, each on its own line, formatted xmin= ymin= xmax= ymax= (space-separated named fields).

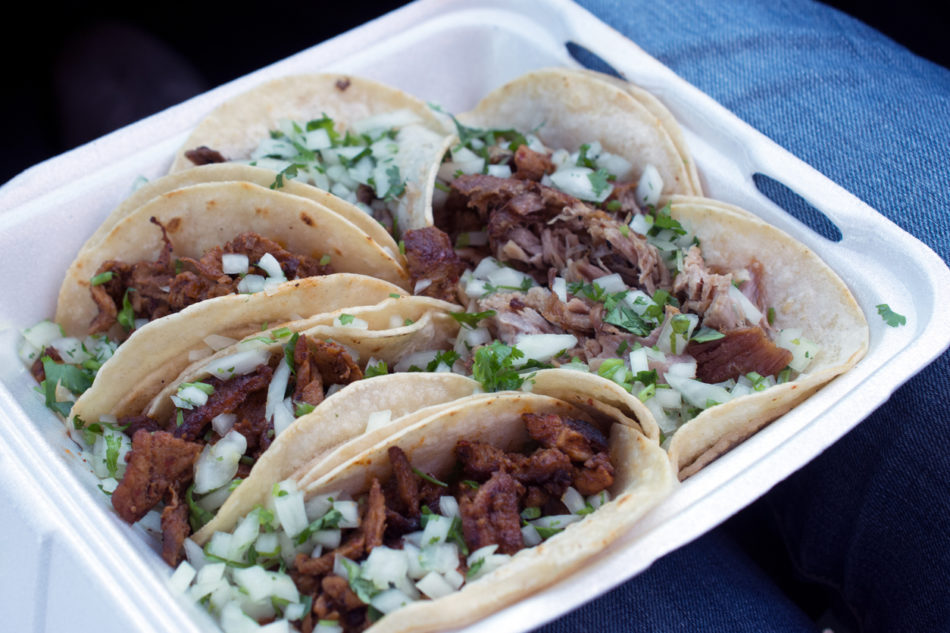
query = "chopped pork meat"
xmin=687 ymin=326 xmax=793 ymax=383
xmin=403 ymin=226 xmax=466 ymax=303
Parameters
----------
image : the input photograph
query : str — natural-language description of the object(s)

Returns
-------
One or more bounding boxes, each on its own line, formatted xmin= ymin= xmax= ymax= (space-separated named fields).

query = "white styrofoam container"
xmin=1 ymin=1 xmax=948 ymax=631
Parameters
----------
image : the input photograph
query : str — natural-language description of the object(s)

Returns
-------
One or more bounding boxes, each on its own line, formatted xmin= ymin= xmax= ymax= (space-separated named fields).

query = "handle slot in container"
xmin=565 ymin=41 xmax=623 ymax=78
xmin=753 ymin=173 xmax=842 ymax=242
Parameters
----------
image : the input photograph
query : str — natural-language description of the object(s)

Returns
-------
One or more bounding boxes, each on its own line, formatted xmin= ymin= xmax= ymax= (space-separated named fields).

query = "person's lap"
xmin=539 ymin=2 xmax=950 ymax=631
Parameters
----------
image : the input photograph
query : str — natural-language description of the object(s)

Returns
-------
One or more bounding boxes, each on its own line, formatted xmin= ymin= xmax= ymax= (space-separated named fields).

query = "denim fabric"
xmin=539 ymin=1 xmax=950 ymax=631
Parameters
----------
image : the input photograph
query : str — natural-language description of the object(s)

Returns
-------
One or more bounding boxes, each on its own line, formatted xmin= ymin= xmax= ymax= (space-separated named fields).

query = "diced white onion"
xmin=421 ymin=515 xmax=453 ymax=546
xmin=521 ymin=524 xmax=542 ymax=547
xmin=415 ymin=571 xmax=455 ymax=600
xmin=205 ymin=349 xmax=270 ymax=380
xmin=561 ymin=487 xmax=587 ymax=514
xmin=413 ymin=279 xmax=433 ymax=294
xmin=221 ymin=254 xmax=249 ymax=275
xmin=487 ymin=164 xmax=512 ymax=178
xmin=552 ymin=277 xmax=567 ymax=303
xmin=636 ymin=164 xmax=664 ymax=207
xmin=438 ymin=496 xmax=460 ymax=519
xmin=334 ymin=500 xmax=360 ymax=528
xmin=22 ymin=320 xmax=63 ymax=350
xmin=419 ymin=542 xmax=459 ymax=574
xmin=370 ymin=588 xmax=414 ymax=615
xmin=212 ymin=413 xmax=237 ymax=436
xmin=237 ymin=274 xmax=266 ymax=294
xmin=729 ymin=284 xmax=763 ymax=324
xmin=274 ymin=490 xmax=309 ymax=539
xmin=333 ymin=315 xmax=369 ymax=329
xmin=592 ymin=273 xmax=626 ymax=294
xmin=513 ymin=334 xmax=577 ymax=365
xmin=664 ymin=373 xmax=732 ymax=410
xmin=168 ymin=561 xmax=196 ymax=594
xmin=194 ymin=430 xmax=247 ymax=494
xmin=204 ymin=334 xmax=238 ymax=351
xmin=363 ymin=546 xmax=409 ymax=590
xmin=265 ymin=359 xmax=292 ymax=425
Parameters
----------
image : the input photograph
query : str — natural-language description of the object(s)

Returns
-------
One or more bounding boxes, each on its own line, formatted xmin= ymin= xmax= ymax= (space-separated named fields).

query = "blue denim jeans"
xmin=539 ymin=1 xmax=950 ymax=632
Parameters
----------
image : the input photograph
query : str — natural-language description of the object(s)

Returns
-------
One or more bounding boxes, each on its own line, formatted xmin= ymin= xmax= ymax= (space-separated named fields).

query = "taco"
xmin=169 ymin=73 xmax=454 ymax=236
xmin=176 ymin=390 xmax=673 ymax=632
xmin=88 ymin=294 xmax=464 ymax=566
xmin=66 ymin=275 xmax=410 ymax=430
xmin=76 ymin=163 xmax=403 ymax=269
xmin=397 ymin=67 xmax=867 ymax=478
xmin=54 ymin=180 xmax=410 ymax=338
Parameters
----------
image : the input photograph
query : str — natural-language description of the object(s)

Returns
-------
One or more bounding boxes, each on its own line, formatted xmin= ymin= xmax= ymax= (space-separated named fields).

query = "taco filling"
xmin=172 ymin=411 xmax=616 ymax=632
xmin=185 ymin=111 xmax=427 ymax=236
xmin=88 ymin=219 xmax=333 ymax=335
xmin=404 ymin=128 xmax=812 ymax=438
xmin=97 ymin=333 xmax=363 ymax=566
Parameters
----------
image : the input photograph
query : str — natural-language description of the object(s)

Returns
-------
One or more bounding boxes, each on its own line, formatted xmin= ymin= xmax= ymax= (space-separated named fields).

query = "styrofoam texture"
xmin=1 ymin=1 xmax=948 ymax=632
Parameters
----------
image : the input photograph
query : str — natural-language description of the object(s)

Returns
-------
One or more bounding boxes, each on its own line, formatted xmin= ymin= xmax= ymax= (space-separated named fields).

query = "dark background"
xmin=1 ymin=1 xmax=946 ymax=187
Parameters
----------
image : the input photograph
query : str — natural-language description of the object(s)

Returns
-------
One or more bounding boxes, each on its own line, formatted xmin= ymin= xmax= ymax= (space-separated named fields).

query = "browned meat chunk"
xmin=295 ymin=533 xmax=366 ymax=576
xmin=459 ymin=471 xmax=525 ymax=555
xmin=573 ymin=452 xmax=615 ymax=496
xmin=111 ymin=430 xmax=201 ymax=524
xmin=160 ymin=484 xmax=191 ymax=566
xmin=687 ymin=326 xmax=793 ymax=383
xmin=120 ymin=414 xmax=163 ymax=436
xmin=321 ymin=574 xmax=365 ymax=611
xmin=403 ymin=226 xmax=466 ymax=303
xmin=184 ymin=146 xmax=227 ymax=165
xmin=30 ymin=346 xmax=63 ymax=383
xmin=511 ymin=145 xmax=554 ymax=181
xmin=457 ymin=440 xmax=573 ymax=495
xmin=523 ymin=413 xmax=608 ymax=462
xmin=449 ymin=174 xmax=668 ymax=294
xmin=87 ymin=223 xmax=332 ymax=334
xmin=362 ymin=478 xmax=387 ymax=550
xmin=175 ymin=364 xmax=273 ymax=441
xmin=387 ymin=446 xmax=421 ymax=518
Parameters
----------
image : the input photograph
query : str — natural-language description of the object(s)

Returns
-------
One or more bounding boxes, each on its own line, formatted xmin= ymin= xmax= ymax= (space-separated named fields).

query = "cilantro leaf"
xmin=472 ymin=341 xmax=526 ymax=392
xmin=450 ymin=310 xmax=496 ymax=329
xmin=117 ymin=289 xmax=136 ymax=330
xmin=603 ymin=304 xmax=651 ymax=336
xmin=588 ymin=168 xmax=611 ymax=198
xmin=876 ymin=304 xmax=906 ymax=327
xmin=364 ymin=360 xmax=389 ymax=378
xmin=90 ymin=271 xmax=114 ymax=286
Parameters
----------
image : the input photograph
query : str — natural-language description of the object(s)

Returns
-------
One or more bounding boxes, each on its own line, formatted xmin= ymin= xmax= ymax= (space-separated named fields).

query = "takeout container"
xmin=2 ymin=1 xmax=948 ymax=631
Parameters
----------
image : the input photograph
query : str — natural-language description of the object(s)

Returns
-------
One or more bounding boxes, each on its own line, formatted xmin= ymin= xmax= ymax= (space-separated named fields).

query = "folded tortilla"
xmin=193 ymin=390 xmax=673 ymax=633
xmin=55 ymin=180 xmax=411 ymax=337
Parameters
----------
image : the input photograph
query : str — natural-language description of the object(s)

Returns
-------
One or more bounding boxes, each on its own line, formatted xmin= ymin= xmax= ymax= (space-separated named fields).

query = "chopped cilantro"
xmin=604 ymin=304 xmax=651 ymax=336
xmin=319 ymin=254 xmax=331 ymax=266
xmin=186 ymin=484 xmax=215 ymax=532
xmin=466 ymin=558 xmax=485 ymax=578
xmin=767 ymin=307 xmax=776 ymax=326
xmin=411 ymin=467 xmax=448 ymax=487
xmin=588 ymin=168 xmax=611 ymax=198
xmin=575 ymin=144 xmax=596 ymax=169
xmin=294 ymin=402 xmax=316 ymax=417
xmin=90 ymin=271 xmax=114 ymax=286
xmin=426 ymin=350 xmax=460 ymax=372
xmin=104 ymin=433 xmax=122 ymax=478
xmin=472 ymin=341 xmax=527 ymax=392
xmin=338 ymin=314 xmax=355 ymax=325
xmin=450 ymin=310 xmax=496 ymax=329
xmin=520 ymin=506 xmax=541 ymax=520
xmin=606 ymin=199 xmax=623 ymax=212
xmin=691 ymin=327 xmax=725 ymax=343
xmin=117 ymin=289 xmax=136 ymax=330
xmin=876 ymin=304 xmax=906 ymax=327
xmin=364 ymin=360 xmax=389 ymax=378
xmin=295 ymin=508 xmax=344 ymax=545
xmin=284 ymin=332 xmax=300 ymax=371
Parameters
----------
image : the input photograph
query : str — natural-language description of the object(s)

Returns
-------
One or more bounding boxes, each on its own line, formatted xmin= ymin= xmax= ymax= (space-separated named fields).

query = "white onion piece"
xmin=595 ymin=151 xmax=634 ymax=182
xmin=636 ymin=164 xmax=664 ymax=207
xmin=513 ymin=333 xmax=577 ymax=365
xmin=655 ymin=386 xmax=683 ymax=409
xmin=304 ymin=492 xmax=338 ymax=521
xmin=629 ymin=348 xmax=649 ymax=374
xmin=219 ymin=601 xmax=259 ymax=633
xmin=486 ymin=266 xmax=532 ymax=289
xmin=729 ymin=284 xmax=763 ymax=324
xmin=212 ymin=413 xmax=237 ymax=436
xmin=413 ymin=279 xmax=433 ymax=294
xmin=221 ymin=254 xmax=249 ymax=275
xmin=394 ymin=349 xmax=440 ymax=372
xmin=552 ymin=277 xmax=568 ymax=303
xmin=265 ymin=360 xmax=292 ymax=425
xmin=206 ymin=349 xmax=271 ymax=380
xmin=22 ymin=320 xmax=63 ymax=350
xmin=237 ymin=274 xmax=266 ymax=294
xmin=629 ymin=213 xmax=653 ymax=236
xmin=521 ymin=524 xmax=542 ymax=547
xmin=438 ymin=496 xmax=460 ymax=519
xmin=592 ymin=273 xmax=626 ymax=294
xmin=487 ymin=164 xmax=512 ymax=178
xmin=419 ymin=542 xmax=459 ymax=574
xmin=643 ymin=396 xmax=679 ymax=435
xmin=313 ymin=621 xmax=344 ymax=633
xmin=415 ymin=571 xmax=454 ymax=600
xmin=362 ymin=546 xmax=409 ymax=590
xmin=549 ymin=167 xmax=612 ymax=203
xmin=310 ymin=529 xmax=342 ymax=550
xmin=232 ymin=566 xmax=299 ymax=604
xmin=274 ymin=490 xmax=308 ymax=539
xmin=334 ymin=500 xmax=360 ymax=528
xmin=421 ymin=514 xmax=453 ymax=546
xmin=169 ymin=561 xmax=196 ymax=594
xmin=774 ymin=329 xmax=819 ymax=372
xmin=194 ymin=430 xmax=246 ymax=494
xmin=666 ymin=359 xmax=698 ymax=379
xmin=664 ymin=373 xmax=732 ymax=410
xmin=561 ymin=487 xmax=587 ymax=514
xmin=256 ymin=253 xmax=284 ymax=280
xmin=371 ymin=588 xmax=414 ymax=615
xmin=472 ymin=257 xmax=502 ymax=279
